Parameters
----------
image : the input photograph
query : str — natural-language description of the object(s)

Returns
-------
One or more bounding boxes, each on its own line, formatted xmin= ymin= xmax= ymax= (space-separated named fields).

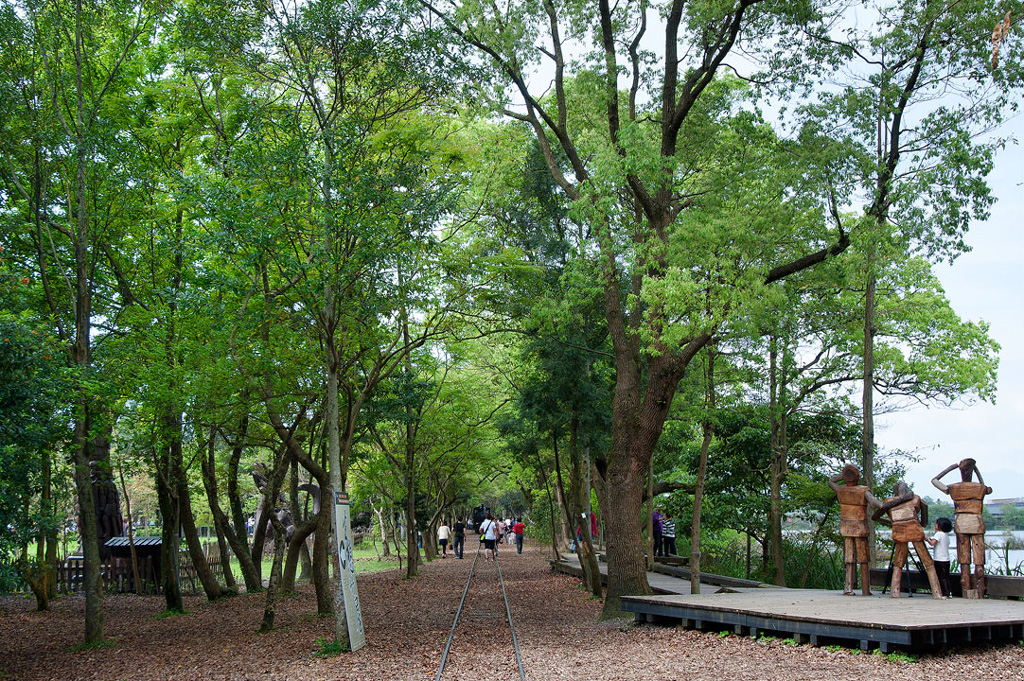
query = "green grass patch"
xmin=871 ymin=649 xmax=918 ymax=663
xmin=155 ymin=608 xmax=186 ymax=619
xmin=313 ymin=637 xmax=349 ymax=657
xmin=354 ymin=559 xmax=398 ymax=574
xmin=224 ymin=538 xmax=400 ymax=581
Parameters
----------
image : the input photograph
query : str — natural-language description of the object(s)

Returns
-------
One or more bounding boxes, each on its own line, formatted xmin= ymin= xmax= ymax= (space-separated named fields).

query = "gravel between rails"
xmin=2 ymin=544 xmax=1022 ymax=681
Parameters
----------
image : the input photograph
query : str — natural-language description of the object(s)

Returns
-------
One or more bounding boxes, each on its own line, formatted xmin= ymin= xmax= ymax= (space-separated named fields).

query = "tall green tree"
xmin=424 ymin=0 xmax=853 ymax=615
xmin=180 ymin=0 xmax=464 ymax=642
xmin=1 ymin=0 xmax=165 ymax=642
xmin=731 ymin=250 xmax=997 ymax=585
xmin=797 ymin=0 xmax=1023 ymax=549
xmin=0 ymin=315 xmax=68 ymax=607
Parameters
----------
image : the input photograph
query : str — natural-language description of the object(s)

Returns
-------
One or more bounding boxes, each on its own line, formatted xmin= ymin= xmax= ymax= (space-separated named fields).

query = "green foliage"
xmin=677 ymin=531 xmax=749 ymax=579
xmin=313 ymin=637 xmax=350 ymax=656
xmin=871 ymin=649 xmax=918 ymax=664
xmin=996 ymin=504 xmax=1024 ymax=531
xmin=987 ymin=531 xmax=1024 ymax=577
xmin=0 ymin=315 xmax=69 ymax=580
xmin=780 ymin=533 xmax=843 ymax=590
xmin=155 ymin=608 xmax=187 ymax=619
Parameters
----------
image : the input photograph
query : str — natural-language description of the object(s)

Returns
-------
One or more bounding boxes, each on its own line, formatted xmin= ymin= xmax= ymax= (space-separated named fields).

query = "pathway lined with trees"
xmin=1 ymin=0 xmax=1021 ymax=653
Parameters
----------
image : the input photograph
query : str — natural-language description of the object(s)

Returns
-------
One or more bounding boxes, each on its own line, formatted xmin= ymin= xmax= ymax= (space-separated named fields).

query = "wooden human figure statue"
xmin=932 ymin=458 xmax=993 ymax=598
xmin=871 ymin=481 xmax=943 ymax=599
xmin=828 ymin=464 xmax=881 ymax=595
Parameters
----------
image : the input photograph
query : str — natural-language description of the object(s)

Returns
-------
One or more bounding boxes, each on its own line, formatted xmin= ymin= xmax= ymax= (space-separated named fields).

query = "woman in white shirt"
xmin=480 ymin=512 xmax=498 ymax=561
xmin=927 ymin=516 xmax=953 ymax=598
xmin=437 ymin=522 xmax=451 ymax=558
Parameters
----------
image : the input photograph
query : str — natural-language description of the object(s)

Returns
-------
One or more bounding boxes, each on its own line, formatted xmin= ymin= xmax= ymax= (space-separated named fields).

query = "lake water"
xmin=874 ymin=529 xmax=1024 ymax=574
xmin=973 ymin=529 xmax=1024 ymax=575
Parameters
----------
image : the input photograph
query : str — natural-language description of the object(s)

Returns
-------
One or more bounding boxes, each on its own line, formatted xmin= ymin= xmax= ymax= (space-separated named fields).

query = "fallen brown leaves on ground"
xmin=2 ymin=545 xmax=1022 ymax=680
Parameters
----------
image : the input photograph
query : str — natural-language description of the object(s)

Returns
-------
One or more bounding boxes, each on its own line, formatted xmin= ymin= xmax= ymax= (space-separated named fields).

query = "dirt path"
xmin=2 ymin=544 xmax=1022 ymax=680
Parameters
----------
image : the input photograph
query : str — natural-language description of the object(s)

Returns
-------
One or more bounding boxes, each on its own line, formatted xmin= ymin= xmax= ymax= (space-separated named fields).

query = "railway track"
xmin=435 ymin=542 xmax=526 ymax=681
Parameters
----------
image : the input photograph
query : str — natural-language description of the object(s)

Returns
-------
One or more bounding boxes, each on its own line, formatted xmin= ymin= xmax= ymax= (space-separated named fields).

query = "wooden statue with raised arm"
xmin=872 ymin=481 xmax=943 ymax=599
xmin=828 ymin=464 xmax=881 ymax=595
xmin=932 ymin=458 xmax=993 ymax=598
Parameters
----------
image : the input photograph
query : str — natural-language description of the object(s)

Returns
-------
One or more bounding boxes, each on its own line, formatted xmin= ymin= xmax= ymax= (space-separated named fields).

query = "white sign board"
xmin=333 ymin=491 xmax=366 ymax=651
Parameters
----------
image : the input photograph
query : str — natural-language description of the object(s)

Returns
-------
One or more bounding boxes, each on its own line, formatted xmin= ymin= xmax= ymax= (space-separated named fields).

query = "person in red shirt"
xmin=512 ymin=518 xmax=526 ymax=554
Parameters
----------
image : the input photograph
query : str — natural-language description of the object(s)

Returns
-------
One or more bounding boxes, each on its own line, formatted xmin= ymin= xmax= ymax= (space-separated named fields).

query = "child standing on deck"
xmin=927 ymin=517 xmax=954 ymax=599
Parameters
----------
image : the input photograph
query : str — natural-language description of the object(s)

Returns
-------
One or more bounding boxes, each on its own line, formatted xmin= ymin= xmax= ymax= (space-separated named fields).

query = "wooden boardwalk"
xmin=552 ymin=555 xmax=1024 ymax=652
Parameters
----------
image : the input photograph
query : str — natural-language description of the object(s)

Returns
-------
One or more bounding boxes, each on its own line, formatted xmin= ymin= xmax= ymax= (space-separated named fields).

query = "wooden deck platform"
xmin=551 ymin=555 xmax=1024 ymax=652
xmin=621 ymin=590 xmax=1024 ymax=653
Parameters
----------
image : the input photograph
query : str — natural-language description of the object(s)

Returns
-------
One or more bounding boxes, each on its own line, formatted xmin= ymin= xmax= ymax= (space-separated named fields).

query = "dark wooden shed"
xmin=104 ymin=536 xmax=162 ymax=593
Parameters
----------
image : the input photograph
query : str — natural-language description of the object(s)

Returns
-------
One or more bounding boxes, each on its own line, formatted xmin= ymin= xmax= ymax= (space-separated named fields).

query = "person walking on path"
xmin=927 ymin=517 xmax=954 ymax=598
xmin=661 ymin=516 xmax=676 ymax=556
xmin=453 ymin=518 xmax=466 ymax=559
xmin=932 ymin=458 xmax=993 ymax=598
xmin=828 ymin=464 xmax=883 ymax=596
xmin=437 ymin=521 xmax=451 ymax=558
xmin=512 ymin=518 xmax=526 ymax=554
xmin=479 ymin=512 xmax=498 ymax=562
xmin=872 ymin=481 xmax=943 ymax=599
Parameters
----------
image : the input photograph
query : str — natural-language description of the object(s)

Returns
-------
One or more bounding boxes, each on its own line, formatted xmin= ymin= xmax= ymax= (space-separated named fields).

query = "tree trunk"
xmin=201 ymin=436 xmax=260 ymax=592
xmin=216 ymin=528 xmax=237 ymax=592
xmin=862 ymin=258 xmax=878 ymax=561
xmin=691 ymin=348 xmax=716 ymax=594
xmin=551 ymin=439 xmax=575 ymax=554
xmin=282 ymin=518 xmax=317 ymax=593
xmin=177 ymin=475 xmax=225 ymax=600
xmin=599 ymin=352 xmax=687 ymax=618
xmin=89 ymin=427 xmax=122 ymax=560
xmin=404 ymin=475 xmax=419 ymax=578
xmin=326 ymin=358 xmax=352 ymax=645
xmin=312 ymin=499 xmax=332 ymax=615
xmin=155 ymin=462 xmax=182 ymax=612
xmin=646 ymin=456 xmax=654 ymax=570
xmin=31 ymin=448 xmax=58 ymax=608
xmin=569 ymin=425 xmax=601 ymax=597
xmin=768 ymin=338 xmax=787 ymax=586
xmin=70 ymin=0 xmax=102 ymax=643
xmin=226 ymin=413 xmax=253 ymax=568
xmin=375 ymin=506 xmax=391 ymax=557
xmin=117 ymin=466 xmax=143 ymax=596
xmin=535 ymin=457 xmax=561 ymax=561
xmin=258 ymin=516 xmax=287 ymax=634
xmin=601 ymin=458 xmax=650 ymax=616
xmin=250 ymin=446 xmax=290 ymax=573
xmin=73 ymin=432 xmax=105 ymax=639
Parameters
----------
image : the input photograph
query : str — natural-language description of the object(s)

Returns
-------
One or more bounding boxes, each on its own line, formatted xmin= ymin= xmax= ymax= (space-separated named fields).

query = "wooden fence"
xmin=41 ymin=544 xmax=229 ymax=596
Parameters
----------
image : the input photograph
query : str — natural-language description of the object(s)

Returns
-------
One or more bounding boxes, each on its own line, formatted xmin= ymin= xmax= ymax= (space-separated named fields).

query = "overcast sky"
xmin=879 ymin=112 xmax=1024 ymax=502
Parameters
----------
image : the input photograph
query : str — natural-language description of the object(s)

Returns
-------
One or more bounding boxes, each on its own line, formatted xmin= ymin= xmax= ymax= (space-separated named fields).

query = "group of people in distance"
xmin=436 ymin=513 xmax=526 ymax=562
xmin=830 ymin=457 xmax=993 ymax=599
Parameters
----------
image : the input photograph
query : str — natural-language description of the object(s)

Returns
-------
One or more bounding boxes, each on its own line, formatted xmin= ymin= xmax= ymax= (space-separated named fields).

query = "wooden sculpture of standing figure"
xmin=932 ymin=458 xmax=993 ymax=598
xmin=872 ymin=481 xmax=943 ymax=599
xmin=828 ymin=464 xmax=882 ymax=595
